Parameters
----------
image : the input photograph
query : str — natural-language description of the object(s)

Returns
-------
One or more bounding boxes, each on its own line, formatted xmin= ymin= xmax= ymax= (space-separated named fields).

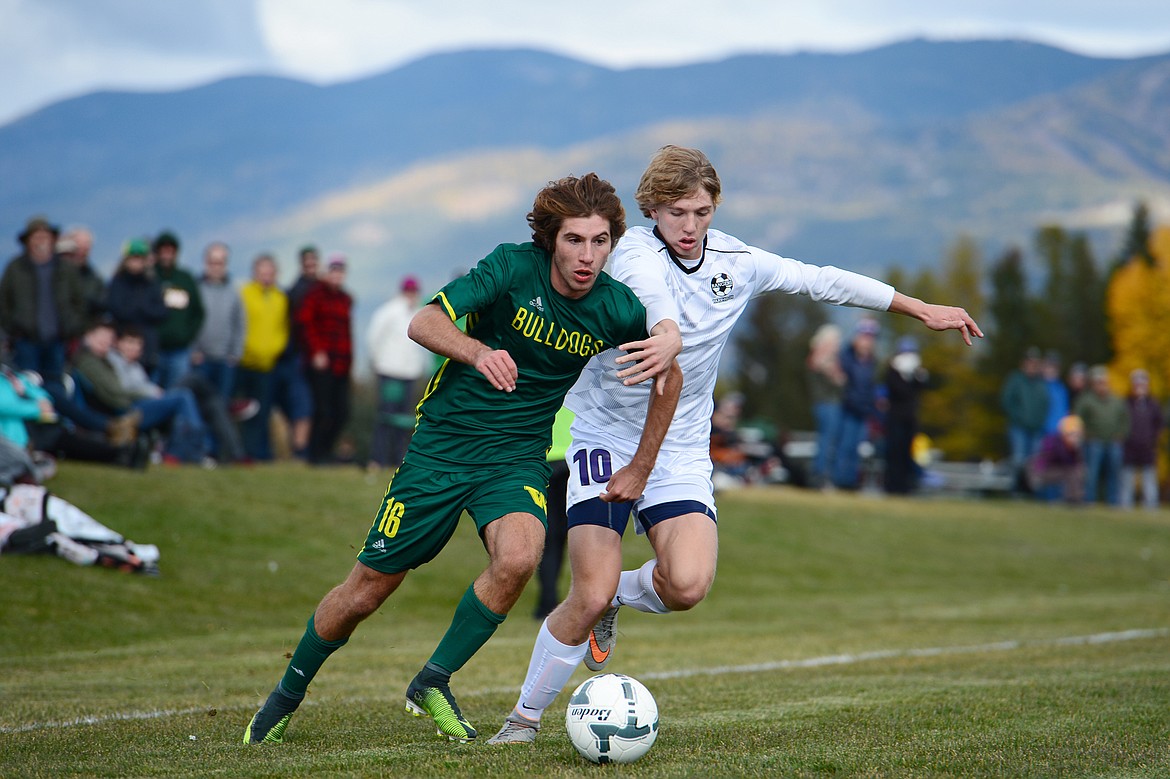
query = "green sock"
xmin=426 ymin=584 xmax=506 ymax=676
xmin=279 ymin=614 xmax=348 ymax=698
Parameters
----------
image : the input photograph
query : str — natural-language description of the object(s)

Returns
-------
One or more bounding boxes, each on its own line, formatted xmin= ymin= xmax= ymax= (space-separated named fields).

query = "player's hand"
xmin=616 ymin=327 xmax=682 ymax=395
xmin=600 ymin=463 xmax=650 ymax=503
xmin=474 ymin=348 xmax=518 ymax=392
xmin=918 ymin=304 xmax=983 ymax=346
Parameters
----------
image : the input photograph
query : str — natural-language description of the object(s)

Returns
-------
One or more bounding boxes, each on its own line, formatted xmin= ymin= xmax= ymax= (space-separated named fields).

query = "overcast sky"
xmin=4 ymin=0 xmax=1170 ymax=125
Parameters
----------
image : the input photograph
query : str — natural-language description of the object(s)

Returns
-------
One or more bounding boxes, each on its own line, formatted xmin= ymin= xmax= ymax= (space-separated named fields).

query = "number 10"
xmin=572 ymin=448 xmax=612 ymax=486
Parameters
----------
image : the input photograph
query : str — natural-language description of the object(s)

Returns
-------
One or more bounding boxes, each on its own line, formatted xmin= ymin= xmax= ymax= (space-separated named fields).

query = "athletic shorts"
xmin=357 ymin=458 xmax=552 ymax=574
xmin=564 ymin=422 xmax=717 ymax=536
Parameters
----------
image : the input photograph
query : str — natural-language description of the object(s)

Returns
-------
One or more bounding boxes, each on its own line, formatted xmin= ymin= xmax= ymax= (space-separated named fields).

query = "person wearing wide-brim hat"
xmin=18 ymin=215 xmax=60 ymax=244
xmin=0 ymin=216 xmax=88 ymax=389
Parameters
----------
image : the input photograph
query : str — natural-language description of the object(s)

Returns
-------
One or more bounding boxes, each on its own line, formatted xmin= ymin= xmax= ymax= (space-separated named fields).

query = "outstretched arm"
xmin=602 ymin=358 xmax=683 ymax=503
xmin=407 ymin=303 xmax=518 ymax=392
xmin=614 ymin=318 xmax=682 ymax=395
xmin=888 ymin=292 xmax=984 ymax=346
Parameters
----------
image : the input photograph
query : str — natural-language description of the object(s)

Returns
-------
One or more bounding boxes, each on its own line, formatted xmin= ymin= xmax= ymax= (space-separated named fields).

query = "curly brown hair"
xmin=527 ymin=173 xmax=626 ymax=253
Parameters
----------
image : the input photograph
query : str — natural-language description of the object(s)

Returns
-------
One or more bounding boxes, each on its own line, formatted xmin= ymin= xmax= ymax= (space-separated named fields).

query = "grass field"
xmin=2 ymin=462 xmax=1168 ymax=778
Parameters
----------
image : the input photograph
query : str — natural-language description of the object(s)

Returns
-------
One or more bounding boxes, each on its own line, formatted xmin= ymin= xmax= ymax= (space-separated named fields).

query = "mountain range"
xmin=4 ymin=38 xmax=1169 ymax=360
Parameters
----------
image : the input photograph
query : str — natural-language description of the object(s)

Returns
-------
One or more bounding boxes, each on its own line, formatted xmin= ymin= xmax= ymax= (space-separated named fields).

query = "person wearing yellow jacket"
xmin=237 ymin=254 xmax=288 ymax=460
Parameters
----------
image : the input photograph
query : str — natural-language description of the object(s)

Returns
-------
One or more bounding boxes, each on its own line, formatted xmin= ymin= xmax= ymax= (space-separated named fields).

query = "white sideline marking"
xmin=3 ymin=628 xmax=1166 ymax=734
xmin=642 ymin=627 xmax=1170 ymax=680
xmin=1 ymin=706 xmax=208 ymax=734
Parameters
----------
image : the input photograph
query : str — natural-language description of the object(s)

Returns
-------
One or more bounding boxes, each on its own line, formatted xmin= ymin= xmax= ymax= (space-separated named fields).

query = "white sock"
xmin=614 ymin=558 xmax=670 ymax=614
xmin=512 ymin=619 xmax=587 ymax=725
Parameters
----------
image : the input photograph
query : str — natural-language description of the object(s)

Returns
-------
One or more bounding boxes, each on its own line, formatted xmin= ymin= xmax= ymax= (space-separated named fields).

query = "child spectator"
xmin=1027 ymin=415 xmax=1086 ymax=504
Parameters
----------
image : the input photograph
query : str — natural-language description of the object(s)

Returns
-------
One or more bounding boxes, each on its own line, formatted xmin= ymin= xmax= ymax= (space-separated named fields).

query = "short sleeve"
xmin=432 ymin=245 xmax=512 ymax=321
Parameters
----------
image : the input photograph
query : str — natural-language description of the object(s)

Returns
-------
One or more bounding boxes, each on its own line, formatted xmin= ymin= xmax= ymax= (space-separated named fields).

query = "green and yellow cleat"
xmin=243 ymin=710 xmax=292 ymax=744
xmin=405 ymin=678 xmax=477 ymax=742
xmin=242 ymin=686 xmax=301 ymax=744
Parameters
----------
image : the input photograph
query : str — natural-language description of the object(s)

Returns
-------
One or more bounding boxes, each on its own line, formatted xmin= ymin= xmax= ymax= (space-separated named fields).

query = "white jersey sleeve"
xmin=746 ymin=233 xmax=895 ymax=310
xmin=567 ymin=226 xmax=896 ymax=454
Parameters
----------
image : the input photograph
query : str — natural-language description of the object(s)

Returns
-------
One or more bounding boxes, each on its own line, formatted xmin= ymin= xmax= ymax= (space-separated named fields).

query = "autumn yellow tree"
xmin=1107 ymin=225 xmax=1170 ymax=396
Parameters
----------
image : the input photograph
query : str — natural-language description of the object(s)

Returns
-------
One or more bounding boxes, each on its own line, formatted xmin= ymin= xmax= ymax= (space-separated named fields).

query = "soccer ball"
xmin=565 ymin=673 xmax=659 ymax=764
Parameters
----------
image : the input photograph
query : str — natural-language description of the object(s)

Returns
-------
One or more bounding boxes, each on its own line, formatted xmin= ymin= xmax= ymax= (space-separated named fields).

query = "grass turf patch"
xmin=2 ymin=463 xmax=1168 ymax=777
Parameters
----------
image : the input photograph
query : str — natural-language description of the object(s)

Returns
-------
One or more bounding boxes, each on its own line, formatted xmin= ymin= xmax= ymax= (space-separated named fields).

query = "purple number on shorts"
xmin=572 ymin=448 xmax=613 ymax=485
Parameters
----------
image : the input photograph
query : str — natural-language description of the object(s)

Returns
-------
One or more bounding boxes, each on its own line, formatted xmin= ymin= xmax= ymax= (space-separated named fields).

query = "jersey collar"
xmin=653 ymin=226 xmax=707 ymax=275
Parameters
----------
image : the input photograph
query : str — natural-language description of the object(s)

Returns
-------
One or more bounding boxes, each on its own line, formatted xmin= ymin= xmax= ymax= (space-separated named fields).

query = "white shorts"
xmin=564 ymin=420 xmax=717 ymax=534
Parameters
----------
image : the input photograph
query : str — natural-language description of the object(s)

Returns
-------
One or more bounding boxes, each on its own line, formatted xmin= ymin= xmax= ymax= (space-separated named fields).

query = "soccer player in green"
xmin=244 ymin=173 xmax=682 ymax=745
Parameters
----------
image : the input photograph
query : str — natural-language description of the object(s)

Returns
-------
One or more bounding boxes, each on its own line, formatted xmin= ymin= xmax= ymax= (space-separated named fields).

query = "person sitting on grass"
xmin=0 ymin=362 xmax=146 ymax=470
xmin=71 ymin=320 xmax=208 ymax=464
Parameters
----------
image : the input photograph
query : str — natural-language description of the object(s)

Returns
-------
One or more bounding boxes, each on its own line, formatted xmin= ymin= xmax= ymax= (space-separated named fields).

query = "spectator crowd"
xmin=5 ymin=215 xmax=1164 ymax=512
xmin=0 ymin=215 xmax=412 ymax=476
xmin=1003 ymin=348 xmax=1162 ymax=508
xmin=709 ymin=318 xmax=1165 ymax=511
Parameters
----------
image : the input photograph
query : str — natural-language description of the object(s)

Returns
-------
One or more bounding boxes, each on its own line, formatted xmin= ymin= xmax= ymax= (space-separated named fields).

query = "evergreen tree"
xmin=733 ymin=293 xmax=828 ymax=432
xmin=1114 ymin=200 xmax=1154 ymax=268
xmin=1032 ymin=224 xmax=1109 ymax=367
xmin=1034 ymin=225 xmax=1068 ymax=355
xmin=1066 ymin=233 xmax=1111 ymax=365
xmin=985 ymin=246 xmax=1034 ymax=377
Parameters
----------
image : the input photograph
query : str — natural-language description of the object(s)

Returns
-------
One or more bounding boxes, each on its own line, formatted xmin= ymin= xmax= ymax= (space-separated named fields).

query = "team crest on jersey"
xmin=710 ymin=273 xmax=734 ymax=301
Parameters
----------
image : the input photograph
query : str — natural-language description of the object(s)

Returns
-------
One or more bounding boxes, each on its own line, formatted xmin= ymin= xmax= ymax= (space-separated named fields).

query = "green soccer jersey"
xmin=406 ymin=242 xmax=647 ymax=471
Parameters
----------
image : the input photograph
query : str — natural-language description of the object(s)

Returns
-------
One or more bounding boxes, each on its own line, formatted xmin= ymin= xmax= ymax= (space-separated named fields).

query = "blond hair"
xmin=633 ymin=145 xmax=723 ymax=218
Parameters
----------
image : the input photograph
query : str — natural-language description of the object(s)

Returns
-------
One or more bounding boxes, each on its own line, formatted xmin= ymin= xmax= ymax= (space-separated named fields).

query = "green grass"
xmin=2 ymin=463 xmax=1169 ymax=778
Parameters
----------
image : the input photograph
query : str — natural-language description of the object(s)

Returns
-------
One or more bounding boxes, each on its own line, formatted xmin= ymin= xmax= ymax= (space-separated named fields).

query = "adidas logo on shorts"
xmin=372 ymin=539 xmax=386 ymax=550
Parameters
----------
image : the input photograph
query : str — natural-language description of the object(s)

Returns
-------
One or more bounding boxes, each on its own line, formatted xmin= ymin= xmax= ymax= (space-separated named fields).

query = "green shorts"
xmin=357 ymin=459 xmax=552 ymax=574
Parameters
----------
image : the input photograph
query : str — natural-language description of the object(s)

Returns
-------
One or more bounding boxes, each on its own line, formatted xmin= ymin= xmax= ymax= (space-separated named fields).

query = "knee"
xmin=336 ymin=572 xmax=395 ymax=619
xmin=662 ymin=585 xmax=708 ymax=612
xmin=656 ymin=567 xmax=713 ymax=612
xmin=491 ymin=549 xmax=541 ymax=590
xmin=341 ymin=580 xmax=391 ymax=619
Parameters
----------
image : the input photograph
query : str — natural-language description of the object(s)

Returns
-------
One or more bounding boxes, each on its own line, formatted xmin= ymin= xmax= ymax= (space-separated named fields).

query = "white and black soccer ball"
xmin=565 ymin=673 xmax=659 ymax=764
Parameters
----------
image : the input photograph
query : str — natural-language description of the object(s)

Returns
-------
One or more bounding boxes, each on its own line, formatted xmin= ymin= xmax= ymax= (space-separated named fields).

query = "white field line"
xmin=640 ymin=627 xmax=1170 ymax=680
xmin=3 ymin=627 xmax=1166 ymax=734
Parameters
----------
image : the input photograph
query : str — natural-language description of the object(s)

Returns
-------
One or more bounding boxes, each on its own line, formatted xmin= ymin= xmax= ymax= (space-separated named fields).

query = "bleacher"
xmin=779 ymin=431 xmax=1015 ymax=497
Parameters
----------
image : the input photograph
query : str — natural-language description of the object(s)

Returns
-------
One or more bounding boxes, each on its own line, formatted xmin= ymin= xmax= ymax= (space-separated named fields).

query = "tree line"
xmin=732 ymin=202 xmax=1164 ymax=462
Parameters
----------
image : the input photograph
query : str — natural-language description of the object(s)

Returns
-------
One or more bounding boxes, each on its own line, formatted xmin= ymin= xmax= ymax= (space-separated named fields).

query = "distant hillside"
xmin=3 ymin=38 xmax=1170 ymax=367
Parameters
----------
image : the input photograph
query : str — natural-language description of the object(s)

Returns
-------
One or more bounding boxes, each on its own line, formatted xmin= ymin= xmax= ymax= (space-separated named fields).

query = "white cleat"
xmin=486 ymin=716 xmax=539 ymax=745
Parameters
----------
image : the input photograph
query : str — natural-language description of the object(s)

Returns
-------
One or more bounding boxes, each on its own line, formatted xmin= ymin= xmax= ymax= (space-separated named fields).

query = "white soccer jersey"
xmin=565 ymin=225 xmax=896 ymax=453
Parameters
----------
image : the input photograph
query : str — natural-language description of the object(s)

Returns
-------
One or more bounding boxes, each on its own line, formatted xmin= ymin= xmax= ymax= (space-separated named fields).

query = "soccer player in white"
xmin=488 ymin=146 xmax=982 ymax=744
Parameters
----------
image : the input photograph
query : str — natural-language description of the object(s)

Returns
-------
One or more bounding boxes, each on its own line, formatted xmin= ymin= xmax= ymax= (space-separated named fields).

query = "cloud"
xmin=0 ymin=0 xmax=274 ymax=121
xmin=257 ymin=0 xmax=1170 ymax=82
xmin=5 ymin=0 xmax=1170 ymax=124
